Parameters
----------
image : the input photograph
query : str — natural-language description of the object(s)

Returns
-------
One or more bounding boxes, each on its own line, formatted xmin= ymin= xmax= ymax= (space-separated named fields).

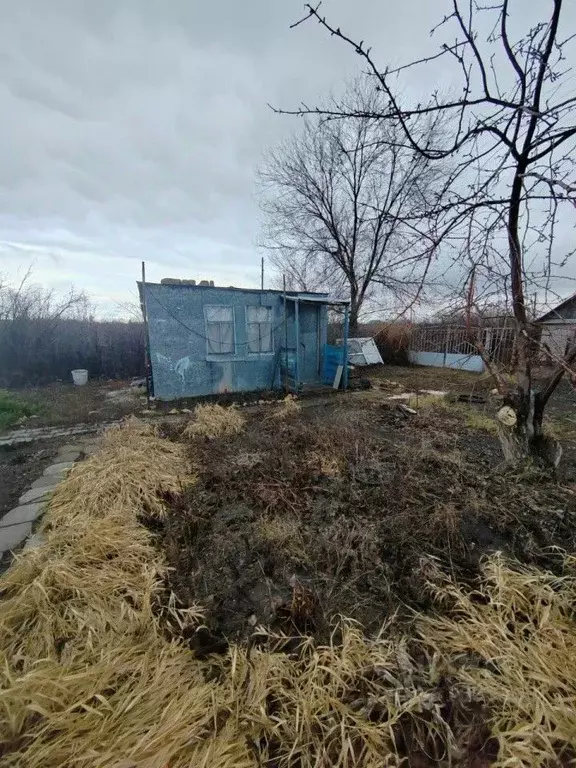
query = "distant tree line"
xmin=0 ymin=271 xmax=144 ymax=388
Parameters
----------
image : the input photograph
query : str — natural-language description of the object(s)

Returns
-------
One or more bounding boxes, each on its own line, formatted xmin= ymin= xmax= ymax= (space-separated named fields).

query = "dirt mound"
xmin=161 ymin=402 xmax=576 ymax=642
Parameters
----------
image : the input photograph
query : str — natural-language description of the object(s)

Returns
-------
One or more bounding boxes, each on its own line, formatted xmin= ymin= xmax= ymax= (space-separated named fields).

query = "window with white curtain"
xmin=247 ymin=306 xmax=273 ymax=353
xmin=205 ymin=306 xmax=235 ymax=354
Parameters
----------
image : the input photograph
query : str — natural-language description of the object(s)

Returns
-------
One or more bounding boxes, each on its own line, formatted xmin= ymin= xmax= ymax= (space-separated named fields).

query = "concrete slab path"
xmin=0 ymin=441 xmax=89 ymax=557
xmin=43 ymin=461 xmax=75 ymax=477
xmin=19 ymin=486 xmax=55 ymax=505
xmin=0 ymin=422 xmax=121 ymax=448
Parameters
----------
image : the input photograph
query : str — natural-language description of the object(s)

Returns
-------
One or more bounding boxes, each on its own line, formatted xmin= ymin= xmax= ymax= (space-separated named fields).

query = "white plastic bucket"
xmin=71 ymin=369 xmax=88 ymax=386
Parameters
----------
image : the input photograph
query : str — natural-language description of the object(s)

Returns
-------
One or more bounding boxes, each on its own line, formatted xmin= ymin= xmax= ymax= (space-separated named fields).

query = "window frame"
xmin=204 ymin=304 xmax=236 ymax=356
xmin=246 ymin=305 xmax=274 ymax=355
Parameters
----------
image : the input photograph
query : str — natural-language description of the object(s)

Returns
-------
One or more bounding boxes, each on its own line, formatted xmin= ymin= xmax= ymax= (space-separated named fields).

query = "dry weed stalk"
xmin=184 ymin=403 xmax=246 ymax=439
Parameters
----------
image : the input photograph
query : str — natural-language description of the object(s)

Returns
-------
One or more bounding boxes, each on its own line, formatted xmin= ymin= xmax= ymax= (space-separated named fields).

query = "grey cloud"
xmin=0 ymin=0 xmax=574 ymax=315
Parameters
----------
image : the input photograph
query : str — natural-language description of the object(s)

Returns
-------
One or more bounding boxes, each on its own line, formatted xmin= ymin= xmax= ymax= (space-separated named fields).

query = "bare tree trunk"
xmin=500 ymin=338 xmax=576 ymax=468
xmin=348 ymin=310 xmax=360 ymax=337
xmin=348 ymin=289 xmax=361 ymax=337
xmin=497 ymin=385 xmax=562 ymax=468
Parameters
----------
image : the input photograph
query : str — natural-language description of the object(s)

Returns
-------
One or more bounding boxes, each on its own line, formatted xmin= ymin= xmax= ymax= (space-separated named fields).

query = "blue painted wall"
xmin=141 ymin=283 xmax=328 ymax=399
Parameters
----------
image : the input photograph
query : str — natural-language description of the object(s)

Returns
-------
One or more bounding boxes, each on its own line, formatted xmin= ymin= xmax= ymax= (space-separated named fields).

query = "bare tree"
xmin=286 ymin=1 xmax=576 ymax=465
xmin=260 ymin=79 xmax=441 ymax=334
xmin=0 ymin=267 xmax=90 ymax=325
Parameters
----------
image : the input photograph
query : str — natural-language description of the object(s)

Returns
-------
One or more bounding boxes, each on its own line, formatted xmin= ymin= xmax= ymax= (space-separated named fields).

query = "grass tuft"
xmin=267 ymin=394 xmax=302 ymax=421
xmin=255 ymin=513 xmax=309 ymax=561
xmin=184 ymin=403 xmax=246 ymax=439
xmin=464 ymin=409 xmax=498 ymax=434
xmin=408 ymin=393 xmax=450 ymax=410
xmin=408 ymin=393 xmax=497 ymax=434
xmin=0 ymin=389 xmax=40 ymax=430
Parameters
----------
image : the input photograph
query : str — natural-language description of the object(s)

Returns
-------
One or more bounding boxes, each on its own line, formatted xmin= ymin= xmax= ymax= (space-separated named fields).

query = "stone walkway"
xmin=0 ymin=422 xmax=122 ymax=448
xmin=0 ymin=441 xmax=94 ymax=557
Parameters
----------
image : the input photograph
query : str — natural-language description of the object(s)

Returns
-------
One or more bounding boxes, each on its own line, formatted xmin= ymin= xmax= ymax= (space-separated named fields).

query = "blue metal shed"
xmin=138 ymin=280 xmax=349 ymax=400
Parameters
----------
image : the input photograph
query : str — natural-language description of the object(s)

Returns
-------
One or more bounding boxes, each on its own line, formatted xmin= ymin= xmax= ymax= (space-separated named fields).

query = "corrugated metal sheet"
xmin=341 ymin=337 xmax=383 ymax=366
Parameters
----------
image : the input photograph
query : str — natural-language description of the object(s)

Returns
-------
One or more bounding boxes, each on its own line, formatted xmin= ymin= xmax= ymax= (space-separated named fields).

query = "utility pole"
xmin=141 ymin=261 xmax=151 ymax=408
xmin=283 ymin=274 xmax=289 ymax=392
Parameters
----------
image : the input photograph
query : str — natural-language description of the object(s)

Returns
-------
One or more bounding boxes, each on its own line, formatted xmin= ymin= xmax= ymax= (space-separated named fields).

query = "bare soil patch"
xmin=0 ymin=380 xmax=145 ymax=432
xmin=160 ymin=397 xmax=576 ymax=645
xmin=0 ymin=438 xmax=67 ymax=573
xmin=0 ymin=439 xmax=62 ymax=517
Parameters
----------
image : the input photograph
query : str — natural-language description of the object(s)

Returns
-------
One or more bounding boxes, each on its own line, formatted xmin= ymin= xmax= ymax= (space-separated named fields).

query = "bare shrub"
xmin=374 ymin=322 xmax=412 ymax=365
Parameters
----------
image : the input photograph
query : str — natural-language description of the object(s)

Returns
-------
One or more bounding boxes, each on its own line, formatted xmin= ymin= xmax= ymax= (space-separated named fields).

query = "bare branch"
xmin=260 ymin=78 xmax=442 ymax=329
xmin=282 ymin=0 xmax=576 ymax=462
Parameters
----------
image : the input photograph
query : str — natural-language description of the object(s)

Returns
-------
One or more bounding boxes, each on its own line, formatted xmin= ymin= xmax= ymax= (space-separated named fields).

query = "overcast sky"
xmin=0 ymin=0 xmax=574 ymax=317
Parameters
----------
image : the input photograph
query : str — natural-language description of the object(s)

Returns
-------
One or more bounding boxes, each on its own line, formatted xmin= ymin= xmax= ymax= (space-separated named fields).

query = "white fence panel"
xmin=409 ymin=325 xmax=515 ymax=371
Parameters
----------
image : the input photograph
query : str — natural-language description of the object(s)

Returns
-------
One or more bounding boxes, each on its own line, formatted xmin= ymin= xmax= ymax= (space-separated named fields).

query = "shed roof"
xmin=137 ymin=281 xmax=329 ymax=299
xmin=285 ymin=294 xmax=349 ymax=306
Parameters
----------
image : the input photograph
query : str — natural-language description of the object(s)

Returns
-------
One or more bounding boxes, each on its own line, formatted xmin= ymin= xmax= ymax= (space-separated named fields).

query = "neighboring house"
xmin=138 ymin=279 xmax=349 ymax=399
xmin=536 ymin=294 xmax=576 ymax=362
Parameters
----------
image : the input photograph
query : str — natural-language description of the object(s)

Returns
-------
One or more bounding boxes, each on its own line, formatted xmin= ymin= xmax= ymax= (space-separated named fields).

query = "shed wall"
xmin=144 ymin=285 xmax=326 ymax=399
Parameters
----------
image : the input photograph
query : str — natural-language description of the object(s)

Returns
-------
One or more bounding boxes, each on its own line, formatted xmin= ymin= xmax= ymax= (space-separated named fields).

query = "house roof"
xmin=536 ymin=293 xmax=576 ymax=323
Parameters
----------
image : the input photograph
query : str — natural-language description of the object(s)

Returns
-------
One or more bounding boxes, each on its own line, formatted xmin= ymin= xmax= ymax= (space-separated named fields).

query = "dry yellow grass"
xmin=407 ymin=393 xmax=450 ymax=410
xmin=0 ymin=419 xmax=206 ymax=766
xmin=306 ymin=449 xmax=343 ymax=477
xmin=184 ymin=403 xmax=246 ymax=439
xmin=1 ymin=418 xmax=576 ymax=766
xmin=267 ymin=394 xmax=302 ymax=421
xmin=408 ymin=393 xmax=497 ymax=434
xmin=419 ymin=554 xmax=576 ymax=765
xmin=547 ymin=415 xmax=576 ymax=440
xmin=255 ymin=513 xmax=309 ymax=562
